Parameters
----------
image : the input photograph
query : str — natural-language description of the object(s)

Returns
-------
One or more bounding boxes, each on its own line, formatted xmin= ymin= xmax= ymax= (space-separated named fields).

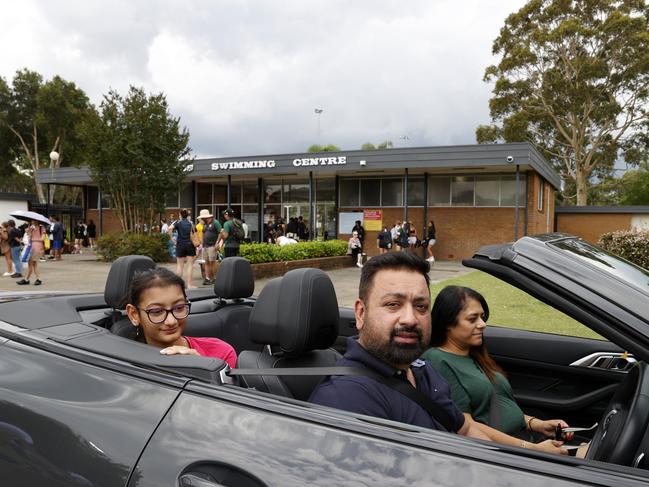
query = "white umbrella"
xmin=10 ymin=210 xmax=51 ymax=226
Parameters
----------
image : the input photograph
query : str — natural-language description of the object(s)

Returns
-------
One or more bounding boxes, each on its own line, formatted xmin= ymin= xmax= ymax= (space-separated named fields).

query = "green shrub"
xmin=598 ymin=230 xmax=649 ymax=270
xmin=97 ymin=232 xmax=172 ymax=263
xmin=239 ymin=239 xmax=348 ymax=264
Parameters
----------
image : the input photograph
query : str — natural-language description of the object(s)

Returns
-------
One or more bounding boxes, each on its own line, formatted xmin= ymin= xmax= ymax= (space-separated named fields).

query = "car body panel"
xmin=0 ymin=339 xmax=181 ymax=487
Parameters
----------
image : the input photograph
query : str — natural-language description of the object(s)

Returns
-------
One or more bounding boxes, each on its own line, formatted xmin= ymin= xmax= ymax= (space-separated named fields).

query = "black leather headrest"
xmin=213 ymin=257 xmax=254 ymax=299
xmin=248 ymin=268 xmax=339 ymax=355
xmin=249 ymin=278 xmax=282 ymax=345
xmin=104 ymin=255 xmax=156 ymax=309
xmin=277 ymin=268 xmax=339 ymax=356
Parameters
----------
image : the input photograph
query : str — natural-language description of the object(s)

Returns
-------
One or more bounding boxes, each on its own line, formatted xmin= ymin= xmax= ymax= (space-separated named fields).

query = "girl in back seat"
xmin=125 ymin=267 xmax=237 ymax=368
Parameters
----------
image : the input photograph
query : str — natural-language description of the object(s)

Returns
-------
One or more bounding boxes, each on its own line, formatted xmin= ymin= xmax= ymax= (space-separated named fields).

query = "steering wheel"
xmin=586 ymin=362 xmax=649 ymax=466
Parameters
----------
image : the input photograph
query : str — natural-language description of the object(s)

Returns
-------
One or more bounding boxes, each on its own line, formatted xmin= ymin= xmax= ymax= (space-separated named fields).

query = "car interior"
xmin=2 ymin=253 xmax=649 ymax=472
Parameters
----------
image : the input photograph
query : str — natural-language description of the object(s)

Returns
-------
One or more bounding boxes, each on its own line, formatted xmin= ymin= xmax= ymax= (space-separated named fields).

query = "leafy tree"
xmin=617 ymin=163 xmax=649 ymax=205
xmin=477 ymin=0 xmax=649 ymax=205
xmin=307 ymin=144 xmax=340 ymax=152
xmin=84 ymin=87 xmax=192 ymax=232
xmin=360 ymin=141 xmax=394 ymax=150
xmin=0 ymin=69 xmax=94 ymax=202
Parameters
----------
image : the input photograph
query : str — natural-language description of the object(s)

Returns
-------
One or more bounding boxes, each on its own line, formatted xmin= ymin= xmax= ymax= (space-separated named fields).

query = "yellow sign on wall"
xmin=363 ymin=209 xmax=382 ymax=231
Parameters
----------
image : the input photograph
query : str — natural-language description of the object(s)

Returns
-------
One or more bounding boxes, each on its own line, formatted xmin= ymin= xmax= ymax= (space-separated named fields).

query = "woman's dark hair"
xmin=430 ymin=285 xmax=504 ymax=382
xmin=128 ymin=268 xmax=187 ymax=342
xmin=180 ymin=209 xmax=189 ymax=219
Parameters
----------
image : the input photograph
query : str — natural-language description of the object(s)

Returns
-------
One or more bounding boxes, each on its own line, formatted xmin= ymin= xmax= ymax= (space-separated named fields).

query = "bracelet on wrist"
xmin=527 ymin=416 xmax=536 ymax=431
xmin=521 ymin=440 xmax=527 ymax=449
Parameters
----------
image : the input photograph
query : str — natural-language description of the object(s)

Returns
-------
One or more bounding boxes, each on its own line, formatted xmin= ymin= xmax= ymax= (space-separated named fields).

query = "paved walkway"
xmin=0 ymin=250 xmax=475 ymax=307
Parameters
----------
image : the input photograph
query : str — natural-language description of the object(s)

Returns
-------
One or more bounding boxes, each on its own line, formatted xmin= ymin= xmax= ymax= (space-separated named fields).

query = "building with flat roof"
xmin=36 ymin=142 xmax=560 ymax=260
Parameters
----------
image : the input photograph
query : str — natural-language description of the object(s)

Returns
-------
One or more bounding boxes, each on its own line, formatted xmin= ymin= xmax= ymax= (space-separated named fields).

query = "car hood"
xmin=463 ymin=233 xmax=649 ymax=362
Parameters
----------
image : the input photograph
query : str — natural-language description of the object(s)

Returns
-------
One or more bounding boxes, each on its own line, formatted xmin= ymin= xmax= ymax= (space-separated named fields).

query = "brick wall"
xmin=556 ymin=213 xmax=633 ymax=244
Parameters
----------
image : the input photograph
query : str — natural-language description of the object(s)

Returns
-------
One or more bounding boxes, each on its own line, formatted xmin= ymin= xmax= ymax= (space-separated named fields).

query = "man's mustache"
xmin=390 ymin=325 xmax=422 ymax=341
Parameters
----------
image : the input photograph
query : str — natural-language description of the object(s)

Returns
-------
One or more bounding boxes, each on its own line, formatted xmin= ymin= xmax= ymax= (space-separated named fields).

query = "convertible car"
xmin=1 ymin=233 xmax=648 ymax=486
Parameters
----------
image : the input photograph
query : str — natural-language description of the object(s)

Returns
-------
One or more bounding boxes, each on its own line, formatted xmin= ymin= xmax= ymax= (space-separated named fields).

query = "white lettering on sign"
xmin=210 ymin=160 xmax=276 ymax=171
xmin=292 ymin=156 xmax=347 ymax=167
xmin=183 ymin=164 xmax=194 ymax=173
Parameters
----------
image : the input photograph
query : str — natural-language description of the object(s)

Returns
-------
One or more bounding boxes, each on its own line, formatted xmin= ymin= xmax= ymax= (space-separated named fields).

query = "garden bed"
xmin=216 ymin=255 xmax=355 ymax=279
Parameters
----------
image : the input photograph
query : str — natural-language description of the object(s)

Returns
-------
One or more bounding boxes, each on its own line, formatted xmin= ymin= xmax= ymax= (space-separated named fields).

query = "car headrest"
xmin=249 ymin=268 xmax=339 ymax=355
xmin=104 ymin=255 xmax=156 ymax=309
xmin=249 ymin=277 xmax=282 ymax=345
xmin=213 ymin=257 xmax=254 ymax=299
xmin=277 ymin=268 xmax=339 ymax=356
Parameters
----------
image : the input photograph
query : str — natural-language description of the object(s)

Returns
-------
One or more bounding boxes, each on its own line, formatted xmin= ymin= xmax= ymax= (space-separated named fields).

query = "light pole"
xmin=314 ymin=108 xmax=323 ymax=139
xmin=49 ymin=151 xmax=59 ymax=207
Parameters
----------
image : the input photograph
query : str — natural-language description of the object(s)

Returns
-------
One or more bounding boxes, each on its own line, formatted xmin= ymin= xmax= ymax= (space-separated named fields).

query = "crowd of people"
xmin=347 ymin=218 xmax=437 ymax=270
xmin=0 ymin=216 xmax=99 ymax=286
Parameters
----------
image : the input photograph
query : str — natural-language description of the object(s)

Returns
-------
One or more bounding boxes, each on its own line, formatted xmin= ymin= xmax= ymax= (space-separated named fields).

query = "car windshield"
xmin=550 ymin=239 xmax=649 ymax=293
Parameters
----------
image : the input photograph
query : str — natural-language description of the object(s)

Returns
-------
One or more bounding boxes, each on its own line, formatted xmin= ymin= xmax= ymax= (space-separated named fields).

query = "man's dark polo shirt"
xmin=309 ymin=337 xmax=465 ymax=432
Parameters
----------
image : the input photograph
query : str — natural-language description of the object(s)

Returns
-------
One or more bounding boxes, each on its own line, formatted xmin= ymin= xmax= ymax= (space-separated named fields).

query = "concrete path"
xmin=0 ymin=250 xmax=475 ymax=307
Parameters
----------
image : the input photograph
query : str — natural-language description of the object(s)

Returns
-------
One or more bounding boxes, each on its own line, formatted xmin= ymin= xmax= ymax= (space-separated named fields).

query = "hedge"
xmin=96 ymin=234 xmax=348 ymax=264
xmin=598 ymin=230 xmax=649 ymax=270
xmin=239 ymin=240 xmax=348 ymax=264
xmin=96 ymin=232 xmax=172 ymax=263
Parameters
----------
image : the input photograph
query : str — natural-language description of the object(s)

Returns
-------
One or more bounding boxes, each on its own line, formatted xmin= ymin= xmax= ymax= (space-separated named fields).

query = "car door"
xmin=0 ymin=337 xmax=183 ymax=487
xmin=484 ymin=326 xmax=626 ymax=428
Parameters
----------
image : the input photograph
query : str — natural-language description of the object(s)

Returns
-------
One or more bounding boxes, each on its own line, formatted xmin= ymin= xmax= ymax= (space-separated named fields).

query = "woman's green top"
xmin=421 ymin=348 xmax=526 ymax=435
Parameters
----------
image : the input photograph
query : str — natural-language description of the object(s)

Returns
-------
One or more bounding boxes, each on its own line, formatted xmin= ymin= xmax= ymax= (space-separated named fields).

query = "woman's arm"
xmin=467 ymin=414 xmax=567 ymax=455
xmin=524 ymin=415 xmax=572 ymax=439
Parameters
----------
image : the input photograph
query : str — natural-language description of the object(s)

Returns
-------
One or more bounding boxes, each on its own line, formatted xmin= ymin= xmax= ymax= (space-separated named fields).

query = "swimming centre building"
xmin=37 ymin=142 xmax=561 ymax=260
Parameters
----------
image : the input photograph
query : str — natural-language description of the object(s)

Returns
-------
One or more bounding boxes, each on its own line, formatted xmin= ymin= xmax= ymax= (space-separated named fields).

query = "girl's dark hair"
xmin=180 ymin=209 xmax=189 ymax=218
xmin=430 ymin=285 xmax=504 ymax=382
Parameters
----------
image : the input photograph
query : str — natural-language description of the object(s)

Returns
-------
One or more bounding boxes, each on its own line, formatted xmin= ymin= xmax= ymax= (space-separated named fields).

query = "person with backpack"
xmin=220 ymin=208 xmax=244 ymax=258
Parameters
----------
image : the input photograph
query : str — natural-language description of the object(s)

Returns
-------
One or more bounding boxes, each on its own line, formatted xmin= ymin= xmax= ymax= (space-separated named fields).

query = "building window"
xmin=451 ymin=176 xmax=475 ymax=206
xmin=197 ymin=183 xmax=212 ymax=205
xmin=428 ymin=177 xmax=451 ymax=206
xmin=538 ymin=179 xmax=544 ymax=211
xmin=360 ymin=179 xmax=381 ymax=206
xmin=475 ymin=176 xmax=500 ymax=207
xmin=407 ymin=177 xmax=425 ymax=207
xmin=87 ymin=186 xmax=99 ymax=209
xmin=381 ymin=178 xmax=403 ymax=207
xmin=339 ymin=179 xmax=359 ymax=207
xmin=500 ymin=176 xmax=526 ymax=207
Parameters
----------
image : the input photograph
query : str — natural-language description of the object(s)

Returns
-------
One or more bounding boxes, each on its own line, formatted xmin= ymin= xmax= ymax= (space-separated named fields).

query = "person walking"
xmin=376 ymin=226 xmax=392 ymax=254
xmin=7 ymin=220 xmax=23 ymax=278
xmin=1 ymin=221 xmax=14 ymax=276
xmin=87 ymin=219 xmax=97 ymax=249
xmin=219 ymin=208 xmax=243 ymax=258
xmin=198 ymin=209 xmax=222 ymax=285
xmin=50 ymin=216 xmax=65 ymax=261
xmin=426 ymin=220 xmax=436 ymax=263
xmin=168 ymin=209 xmax=196 ymax=289
xmin=17 ymin=219 xmax=45 ymax=286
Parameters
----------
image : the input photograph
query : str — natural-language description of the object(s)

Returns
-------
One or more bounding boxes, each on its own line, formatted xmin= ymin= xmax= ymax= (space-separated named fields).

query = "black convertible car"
xmin=1 ymin=233 xmax=649 ymax=486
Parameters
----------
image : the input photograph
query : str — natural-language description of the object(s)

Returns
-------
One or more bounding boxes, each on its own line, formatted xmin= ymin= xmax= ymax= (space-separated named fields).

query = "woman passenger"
xmin=125 ymin=267 xmax=237 ymax=368
xmin=422 ymin=285 xmax=572 ymax=453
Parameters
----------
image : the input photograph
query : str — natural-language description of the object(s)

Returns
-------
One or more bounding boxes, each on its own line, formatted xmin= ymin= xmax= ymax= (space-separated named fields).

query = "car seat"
xmin=184 ymin=257 xmax=263 ymax=354
xmin=105 ymin=255 xmax=156 ymax=338
xmin=237 ymin=268 xmax=341 ymax=401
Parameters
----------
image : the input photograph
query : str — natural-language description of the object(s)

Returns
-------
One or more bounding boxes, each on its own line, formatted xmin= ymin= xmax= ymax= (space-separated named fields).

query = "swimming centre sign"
xmin=210 ymin=155 xmax=347 ymax=171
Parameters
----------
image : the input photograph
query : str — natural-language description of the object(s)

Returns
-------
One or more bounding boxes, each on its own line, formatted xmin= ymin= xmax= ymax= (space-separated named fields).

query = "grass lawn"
xmin=430 ymin=270 xmax=605 ymax=340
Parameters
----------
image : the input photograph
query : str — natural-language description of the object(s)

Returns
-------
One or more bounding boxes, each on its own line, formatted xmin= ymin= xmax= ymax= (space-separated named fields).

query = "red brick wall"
xmin=556 ymin=213 xmax=633 ymax=244
xmin=526 ymin=172 xmax=555 ymax=235
xmin=339 ymin=206 xmax=523 ymax=260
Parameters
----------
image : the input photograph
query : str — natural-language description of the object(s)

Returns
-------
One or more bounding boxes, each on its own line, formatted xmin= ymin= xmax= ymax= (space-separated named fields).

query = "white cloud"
xmin=0 ymin=0 xmax=528 ymax=158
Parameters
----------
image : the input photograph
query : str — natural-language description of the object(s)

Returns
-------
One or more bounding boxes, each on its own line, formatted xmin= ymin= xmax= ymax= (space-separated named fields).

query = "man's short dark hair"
xmin=359 ymin=252 xmax=430 ymax=301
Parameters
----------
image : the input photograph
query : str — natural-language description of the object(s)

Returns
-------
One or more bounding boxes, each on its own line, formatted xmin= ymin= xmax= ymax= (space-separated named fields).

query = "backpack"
xmin=229 ymin=218 xmax=245 ymax=242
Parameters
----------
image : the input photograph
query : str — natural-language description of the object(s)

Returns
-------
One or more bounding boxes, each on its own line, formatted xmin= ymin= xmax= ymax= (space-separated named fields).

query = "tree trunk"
xmin=575 ymin=170 xmax=588 ymax=206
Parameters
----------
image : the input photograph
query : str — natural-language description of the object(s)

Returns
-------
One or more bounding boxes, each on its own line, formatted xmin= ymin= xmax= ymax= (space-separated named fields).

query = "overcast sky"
xmin=1 ymin=0 xmax=528 ymax=159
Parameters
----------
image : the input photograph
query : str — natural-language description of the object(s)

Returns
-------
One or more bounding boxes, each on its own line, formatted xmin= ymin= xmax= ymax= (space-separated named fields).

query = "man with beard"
xmin=309 ymin=252 xmax=488 ymax=439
